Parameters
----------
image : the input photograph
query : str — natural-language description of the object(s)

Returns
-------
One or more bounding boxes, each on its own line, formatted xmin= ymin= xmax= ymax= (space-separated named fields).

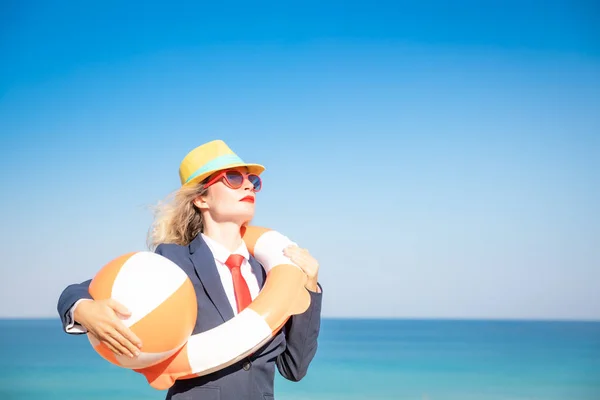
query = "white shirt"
xmin=200 ymin=233 xmax=261 ymax=314
xmin=65 ymin=234 xmax=261 ymax=333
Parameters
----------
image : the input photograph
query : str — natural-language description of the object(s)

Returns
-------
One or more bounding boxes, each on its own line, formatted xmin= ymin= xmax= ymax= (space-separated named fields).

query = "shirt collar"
xmin=201 ymin=233 xmax=249 ymax=264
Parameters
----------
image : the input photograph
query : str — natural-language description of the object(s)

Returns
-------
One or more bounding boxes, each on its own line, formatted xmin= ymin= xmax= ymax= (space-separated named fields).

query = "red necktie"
xmin=225 ymin=254 xmax=252 ymax=313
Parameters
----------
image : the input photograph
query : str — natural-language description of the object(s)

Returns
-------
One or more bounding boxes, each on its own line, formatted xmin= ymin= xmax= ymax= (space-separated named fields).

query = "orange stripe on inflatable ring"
xmin=89 ymin=252 xmax=137 ymax=300
xmin=129 ymin=278 xmax=197 ymax=353
xmin=248 ymin=264 xmax=310 ymax=331
xmin=240 ymin=225 xmax=270 ymax=254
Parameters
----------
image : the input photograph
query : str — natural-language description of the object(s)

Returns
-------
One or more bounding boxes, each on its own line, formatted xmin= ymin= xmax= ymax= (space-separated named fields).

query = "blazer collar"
xmin=189 ymin=234 xmax=234 ymax=322
xmin=188 ymin=233 xmax=265 ymax=322
xmin=248 ymin=256 xmax=265 ymax=288
xmin=201 ymin=233 xmax=249 ymax=264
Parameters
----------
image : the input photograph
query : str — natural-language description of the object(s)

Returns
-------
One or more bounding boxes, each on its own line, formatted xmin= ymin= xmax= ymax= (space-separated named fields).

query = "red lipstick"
xmin=240 ymin=196 xmax=255 ymax=203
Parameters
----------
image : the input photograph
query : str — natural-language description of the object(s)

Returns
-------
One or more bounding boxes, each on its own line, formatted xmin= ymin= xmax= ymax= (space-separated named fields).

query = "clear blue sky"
xmin=1 ymin=1 xmax=598 ymax=320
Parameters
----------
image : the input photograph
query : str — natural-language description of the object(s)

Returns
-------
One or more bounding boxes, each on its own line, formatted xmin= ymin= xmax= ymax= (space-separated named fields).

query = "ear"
xmin=193 ymin=193 xmax=209 ymax=210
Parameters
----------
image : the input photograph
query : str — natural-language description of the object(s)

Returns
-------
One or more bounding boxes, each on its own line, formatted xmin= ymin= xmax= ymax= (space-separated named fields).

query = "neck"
xmin=202 ymin=220 xmax=244 ymax=252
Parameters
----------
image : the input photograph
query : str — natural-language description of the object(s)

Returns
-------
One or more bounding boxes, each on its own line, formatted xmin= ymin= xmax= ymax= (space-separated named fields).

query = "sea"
xmin=1 ymin=318 xmax=599 ymax=400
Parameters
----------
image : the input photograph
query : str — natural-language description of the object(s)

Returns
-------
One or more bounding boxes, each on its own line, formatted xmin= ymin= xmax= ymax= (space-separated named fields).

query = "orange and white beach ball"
xmin=87 ymin=251 xmax=197 ymax=369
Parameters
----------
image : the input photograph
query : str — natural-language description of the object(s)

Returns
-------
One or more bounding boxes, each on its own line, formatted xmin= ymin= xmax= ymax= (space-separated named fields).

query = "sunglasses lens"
xmin=248 ymin=174 xmax=261 ymax=191
xmin=225 ymin=171 xmax=244 ymax=188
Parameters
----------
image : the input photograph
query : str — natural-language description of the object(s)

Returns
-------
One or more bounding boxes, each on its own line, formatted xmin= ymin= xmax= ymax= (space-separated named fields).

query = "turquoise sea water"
xmin=1 ymin=318 xmax=599 ymax=400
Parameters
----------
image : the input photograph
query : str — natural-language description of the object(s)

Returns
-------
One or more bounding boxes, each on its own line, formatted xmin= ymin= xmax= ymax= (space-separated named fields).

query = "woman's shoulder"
xmin=154 ymin=242 xmax=190 ymax=259
xmin=153 ymin=242 xmax=197 ymax=272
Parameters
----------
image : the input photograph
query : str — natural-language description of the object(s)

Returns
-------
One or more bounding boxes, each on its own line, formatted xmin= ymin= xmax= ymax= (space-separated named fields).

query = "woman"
xmin=57 ymin=139 xmax=323 ymax=400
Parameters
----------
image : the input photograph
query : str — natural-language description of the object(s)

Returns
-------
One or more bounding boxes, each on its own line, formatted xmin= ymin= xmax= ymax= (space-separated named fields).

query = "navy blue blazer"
xmin=57 ymin=233 xmax=323 ymax=400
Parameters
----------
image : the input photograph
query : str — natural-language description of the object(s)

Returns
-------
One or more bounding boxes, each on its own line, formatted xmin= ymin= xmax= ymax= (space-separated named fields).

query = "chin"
xmin=230 ymin=210 xmax=255 ymax=225
xmin=216 ymin=202 xmax=255 ymax=225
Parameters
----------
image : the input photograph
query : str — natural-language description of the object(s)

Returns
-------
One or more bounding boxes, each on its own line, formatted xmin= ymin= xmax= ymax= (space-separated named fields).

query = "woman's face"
xmin=195 ymin=167 xmax=259 ymax=225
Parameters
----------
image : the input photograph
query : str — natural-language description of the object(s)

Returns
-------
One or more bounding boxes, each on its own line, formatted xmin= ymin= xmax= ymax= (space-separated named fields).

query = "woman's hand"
xmin=73 ymin=299 xmax=143 ymax=358
xmin=283 ymin=245 xmax=320 ymax=293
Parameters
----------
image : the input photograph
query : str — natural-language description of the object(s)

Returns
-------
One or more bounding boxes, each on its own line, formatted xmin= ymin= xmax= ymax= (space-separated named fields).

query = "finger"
xmin=114 ymin=322 xmax=143 ymax=351
xmin=285 ymin=250 xmax=303 ymax=262
xmin=287 ymin=254 xmax=317 ymax=273
xmin=102 ymin=340 xmax=123 ymax=356
xmin=290 ymin=254 xmax=307 ymax=265
xmin=99 ymin=332 xmax=126 ymax=356
xmin=283 ymin=247 xmax=305 ymax=257
xmin=287 ymin=250 xmax=308 ymax=260
xmin=107 ymin=299 xmax=131 ymax=317
xmin=90 ymin=330 xmax=122 ymax=356
xmin=106 ymin=330 xmax=136 ymax=358
xmin=283 ymin=244 xmax=304 ymax=252
xmin=109 ymin=313 xmax=142 ymax=351
xmin=287 ymin=249 xmax=312 ymax=261
xmin=286 ymin=246 xmax=309 ymax=254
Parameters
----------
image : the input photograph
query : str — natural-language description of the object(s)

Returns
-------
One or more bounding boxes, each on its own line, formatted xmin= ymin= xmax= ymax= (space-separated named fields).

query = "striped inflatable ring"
xmin=113 ymin=226 xmax=311 ymax=390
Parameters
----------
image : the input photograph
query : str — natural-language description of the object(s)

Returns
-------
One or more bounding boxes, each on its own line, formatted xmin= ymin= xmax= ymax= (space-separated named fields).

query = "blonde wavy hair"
xmin=146 ymin=182 xmax=208 ymax=250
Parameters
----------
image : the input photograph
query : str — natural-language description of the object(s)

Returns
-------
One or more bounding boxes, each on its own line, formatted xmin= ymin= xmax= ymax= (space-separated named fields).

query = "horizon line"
xmin=2 ymin=316 xmax=599 ymax=323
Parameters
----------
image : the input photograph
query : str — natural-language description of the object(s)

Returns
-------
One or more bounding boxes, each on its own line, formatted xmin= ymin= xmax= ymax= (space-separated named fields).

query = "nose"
xmin=242 ymin=176 xmax=254 ymax=190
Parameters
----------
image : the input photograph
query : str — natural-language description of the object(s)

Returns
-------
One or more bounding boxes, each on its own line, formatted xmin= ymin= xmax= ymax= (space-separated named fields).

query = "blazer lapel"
xmin=249 ymin=255 xmax=265 ymax=289
xmin=188 ymin=235 xmax=235 ymax=322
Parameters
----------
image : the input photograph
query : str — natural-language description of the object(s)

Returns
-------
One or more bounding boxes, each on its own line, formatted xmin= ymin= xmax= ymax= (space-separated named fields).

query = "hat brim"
xmin=183 ymin=163 xmax=265 ymax=187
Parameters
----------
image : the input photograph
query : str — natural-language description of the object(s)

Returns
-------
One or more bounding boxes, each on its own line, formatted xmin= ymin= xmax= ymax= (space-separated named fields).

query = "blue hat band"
xmin=185 ymin=154 xmax=246 ymax=184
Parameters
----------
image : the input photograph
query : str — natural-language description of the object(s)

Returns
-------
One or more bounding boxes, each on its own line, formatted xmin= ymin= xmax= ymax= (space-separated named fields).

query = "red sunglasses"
xmin=204 ymin=170 xmax=262 ymax=192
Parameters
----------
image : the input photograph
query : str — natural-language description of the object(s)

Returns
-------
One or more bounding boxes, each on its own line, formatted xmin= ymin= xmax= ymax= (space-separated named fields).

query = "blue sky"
xmin=1 ymin=1 xmax=598 ymax=320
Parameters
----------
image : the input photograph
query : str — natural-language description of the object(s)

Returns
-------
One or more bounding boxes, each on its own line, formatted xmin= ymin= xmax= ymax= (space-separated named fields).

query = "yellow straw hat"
xmin=178 ymin=140 xmax=265 ymax=187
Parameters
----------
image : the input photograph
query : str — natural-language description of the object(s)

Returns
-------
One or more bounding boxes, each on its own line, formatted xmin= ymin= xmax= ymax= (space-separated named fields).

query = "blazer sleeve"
xmin=57 ymin=279 xmax=93 ymax=334
xmin=276 ymin=284 xmax=323 ymax=382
